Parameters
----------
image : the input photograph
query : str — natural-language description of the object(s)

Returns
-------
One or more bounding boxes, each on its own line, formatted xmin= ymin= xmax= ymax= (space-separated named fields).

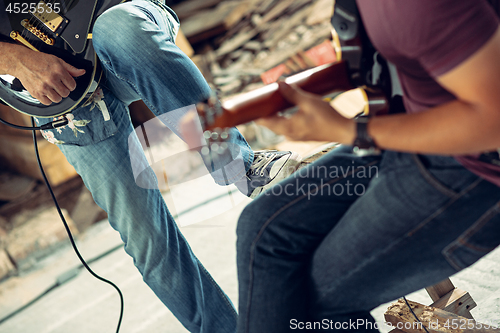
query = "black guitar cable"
xmin=30 ymin=118 xmax=124 ymax=332
xmin=0 ymin=116 xmax=69 ymax=131
xmin=403 ymin=296 xmax=430 ymax=333
xmin=0 ymin=115 xmax=124 ymax=332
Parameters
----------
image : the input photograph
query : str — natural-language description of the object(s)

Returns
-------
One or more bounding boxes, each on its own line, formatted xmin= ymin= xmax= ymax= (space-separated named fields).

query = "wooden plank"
xmin=260 ymin=0 xmax=296 ymax=24
xmin=6 ymin=207 xmax=78 ymax=270
xmin=306 ymin=0 xmax=334 ymax=26
xmin=129 ymin=100 xmax=156 ymax=127
xmin=181 ymin=1 xmax=250 ymax=44
xmin=0 ymin=216 xmax=8 ymax=233
xmin=0 ymin=176 xmax=84 ymax=222
xmin=0 ymin=250 xmax=16 ymax=281
xmin=181 ymin=10 xmax=230 ymax=44
xmin=70 ymin=186 xmax=106 ymax=233
xmin=191 ymin=54 xmax=216 ymax=84
xmin=170 ymin=0 xmax=222 ymax=20
xmin=253 ymin=22 xmax=332 ymax=70
xmin=0 ymin=133 xmax=77 ymax=186
xmin=257 ymin=0 xmax=278 ymax=14
xmin=215 ymin=28 xmax=260 ymax=57
xmin=0 ymin=173 xmax=36 ymax=201
xmin=262 ymin=2 xmax=314 ymax=48
xmin=385 ymin=299 xmax=500 ymax=333
xmin=0 ymin=104 xmax=33 ymax=137
xmin=426 ymin=278 xmax=456 ymax=302
xmin=224 ymin=1 xmax=252 ymax=28
xmin=175 ymin=28 xmax=194 ymax=58
xmin=430 ymin=288 xmax=476 ymax=319
xmin=244 ymin=0 xmax=269 ymax=16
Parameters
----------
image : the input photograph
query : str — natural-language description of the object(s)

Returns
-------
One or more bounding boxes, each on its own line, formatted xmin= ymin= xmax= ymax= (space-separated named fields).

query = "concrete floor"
xmin=0 ymin=183 xmax=248 ymax=333
xmin=1 ymin=142 xmax=499 ymax=333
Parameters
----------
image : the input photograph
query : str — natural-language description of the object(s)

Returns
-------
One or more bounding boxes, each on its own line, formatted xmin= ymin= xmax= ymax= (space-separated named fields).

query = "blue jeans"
xmin=40 ymin=1 xmax=254 ymax=332
xmin=236 ymin=145 xmax=500 ymax=332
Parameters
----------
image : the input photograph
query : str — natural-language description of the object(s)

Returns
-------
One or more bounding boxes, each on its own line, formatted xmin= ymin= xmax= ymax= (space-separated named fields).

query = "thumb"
xmin=278 ymin=81 xmax=305 ymax=106
xmin=62 ymin=61 xmax=86 ymax=77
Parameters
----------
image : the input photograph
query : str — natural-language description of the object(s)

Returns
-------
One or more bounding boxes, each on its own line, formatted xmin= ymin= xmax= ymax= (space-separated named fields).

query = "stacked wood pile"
xmin=174 ymin=0 xmax=335 ymax=97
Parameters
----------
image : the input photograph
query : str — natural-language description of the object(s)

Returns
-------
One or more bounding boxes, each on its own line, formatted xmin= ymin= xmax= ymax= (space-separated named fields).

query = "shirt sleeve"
xmin=413 ymin=1 xmax=499 ymax=77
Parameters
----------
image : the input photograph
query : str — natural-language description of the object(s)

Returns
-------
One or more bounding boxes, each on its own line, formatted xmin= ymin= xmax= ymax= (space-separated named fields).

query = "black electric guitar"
xmin=0 ymin=0 xmax=124 ymax=118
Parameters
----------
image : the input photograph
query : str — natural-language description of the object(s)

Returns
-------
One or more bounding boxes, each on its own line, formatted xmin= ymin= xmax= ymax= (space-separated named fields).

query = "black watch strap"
xmin=352 ymin=116 xmax=380 ymax=155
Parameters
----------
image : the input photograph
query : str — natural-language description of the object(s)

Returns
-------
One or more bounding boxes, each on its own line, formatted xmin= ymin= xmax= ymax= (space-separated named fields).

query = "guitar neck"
xmin=205 ymin=61 xmax=354 ymax=130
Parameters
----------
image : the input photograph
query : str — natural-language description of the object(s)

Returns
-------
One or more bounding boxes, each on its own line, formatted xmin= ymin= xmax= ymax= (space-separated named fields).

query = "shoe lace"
xmin=247 ymin=150 xmax=279 ymax=179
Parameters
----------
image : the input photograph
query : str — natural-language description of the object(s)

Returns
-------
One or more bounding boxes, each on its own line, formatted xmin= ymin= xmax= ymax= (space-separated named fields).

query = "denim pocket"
xmin=413 ymin=154 xmax=479 ymax=198
xmin=35 ymin=90 xmax=118 ymax=146
xmin=442 ymin=202 xmax=500 ymax=271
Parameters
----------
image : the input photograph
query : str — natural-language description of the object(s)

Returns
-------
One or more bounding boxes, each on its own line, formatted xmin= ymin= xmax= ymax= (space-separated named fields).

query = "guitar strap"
xmin=331 ymin=0 xmax=401 ymax=112
xmin=488 ymin=0 xmax=500 ymax=15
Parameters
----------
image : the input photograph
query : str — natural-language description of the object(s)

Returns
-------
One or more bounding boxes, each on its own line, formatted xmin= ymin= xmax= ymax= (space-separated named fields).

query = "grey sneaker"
xmin=236 ymin=150 xmax=302 ymax=198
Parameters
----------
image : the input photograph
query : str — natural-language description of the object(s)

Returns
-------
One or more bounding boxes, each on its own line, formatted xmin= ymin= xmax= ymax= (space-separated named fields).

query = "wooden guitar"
xmin=0 ymin=0 xmax=124 ymax=118
xmin=180 ymin=59 xmax=389 ymax=150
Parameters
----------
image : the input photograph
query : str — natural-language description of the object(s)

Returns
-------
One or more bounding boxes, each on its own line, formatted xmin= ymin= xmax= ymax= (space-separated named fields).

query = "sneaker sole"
xmin=249 ymin=151 xmax=302 ymax=199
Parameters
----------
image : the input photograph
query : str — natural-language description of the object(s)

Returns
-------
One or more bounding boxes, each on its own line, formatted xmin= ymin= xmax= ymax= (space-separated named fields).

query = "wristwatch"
xmin=352 ymin=116 xmax=381 ymax=156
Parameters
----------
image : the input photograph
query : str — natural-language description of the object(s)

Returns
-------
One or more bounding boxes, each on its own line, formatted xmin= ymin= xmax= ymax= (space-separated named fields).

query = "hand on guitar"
xmin=256 ymin=82 xmax=356 ymax=144
xmin=5 ymin=43 xmax=85 ymax=106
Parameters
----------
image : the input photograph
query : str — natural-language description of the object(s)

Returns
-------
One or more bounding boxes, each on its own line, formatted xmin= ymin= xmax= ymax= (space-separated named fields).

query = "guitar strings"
xmin=22 ymin=0 xmax=47 ymax=39
xmin=21 ymin=0 xmax=58 ymax=49
xmin=20 ymin=1 xmax=40 ymax=46
xmin=18 ymin=0 xmax=58 ymax=99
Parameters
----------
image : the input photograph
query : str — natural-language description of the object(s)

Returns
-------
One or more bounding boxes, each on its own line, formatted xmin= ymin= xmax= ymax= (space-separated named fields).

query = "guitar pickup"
xmin=32 ymin=1 xmax=67 ymax=33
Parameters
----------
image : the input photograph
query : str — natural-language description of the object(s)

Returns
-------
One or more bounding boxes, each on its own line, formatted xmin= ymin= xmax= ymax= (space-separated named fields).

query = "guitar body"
xmin=0 ymin=0 xmax=124 ymax=118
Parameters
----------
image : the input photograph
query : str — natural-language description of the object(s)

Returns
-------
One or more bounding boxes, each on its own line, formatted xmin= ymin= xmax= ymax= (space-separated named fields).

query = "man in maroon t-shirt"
xmin=235 ymin=1 xmax=500 ymax=332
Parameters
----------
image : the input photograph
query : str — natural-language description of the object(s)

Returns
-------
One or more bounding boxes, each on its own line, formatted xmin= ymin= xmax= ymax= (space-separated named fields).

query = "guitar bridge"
xmin=32 ymin=1 xmax=65 ymax=33
xmin=9 ymin=31 xmax=39 ymax=52
xmin=21 ymin=19 xmax=55 ymax=46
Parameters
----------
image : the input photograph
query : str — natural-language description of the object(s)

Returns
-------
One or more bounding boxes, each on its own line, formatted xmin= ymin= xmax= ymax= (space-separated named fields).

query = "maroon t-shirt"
xmin=357 ymin=0 xmax=500 ymax=186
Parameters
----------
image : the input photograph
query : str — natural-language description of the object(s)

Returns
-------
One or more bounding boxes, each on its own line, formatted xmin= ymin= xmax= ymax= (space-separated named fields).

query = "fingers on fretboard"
xmin=196 ymin=91 xmax=231 ymax=160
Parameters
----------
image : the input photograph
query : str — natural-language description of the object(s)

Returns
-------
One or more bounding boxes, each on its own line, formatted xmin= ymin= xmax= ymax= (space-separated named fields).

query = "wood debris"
xmin=173 ymin=0 xmax=335 ymax=97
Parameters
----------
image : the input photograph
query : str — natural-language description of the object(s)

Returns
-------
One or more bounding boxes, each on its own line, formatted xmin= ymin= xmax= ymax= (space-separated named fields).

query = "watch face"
xmin=352 ymin=146 xmax=381 ymax=156
xmin=354 ymin=116 xmax=379 ymax=153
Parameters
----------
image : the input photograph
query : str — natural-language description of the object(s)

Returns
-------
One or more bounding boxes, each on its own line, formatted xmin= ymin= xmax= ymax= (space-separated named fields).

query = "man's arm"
xmin=367 ymin=27 xmax=500 ymax=155
xmin=259 ymin=27 xmax=500 ymax=156
xmin=0 ymin=41 xmax=85 ymax=105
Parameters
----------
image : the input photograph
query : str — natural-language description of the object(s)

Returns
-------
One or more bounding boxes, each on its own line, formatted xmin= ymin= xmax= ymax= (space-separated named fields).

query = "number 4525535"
xmin=6 ymin=2 xmax=61 ymax=14
xmin=444 ymin=319 xmax=497 ymax=330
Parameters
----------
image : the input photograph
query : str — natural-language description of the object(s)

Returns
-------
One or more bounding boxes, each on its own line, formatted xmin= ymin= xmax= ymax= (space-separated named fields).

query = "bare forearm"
xmin=261 ymin=82 xmax=500 ymax=156
xmin=0 ymin=41 xmax=85 ymax=105
xmin=0 ymin=41 xmax=25 ymax=76
xmin=367 ymin=99 xmax=500 ymax=155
